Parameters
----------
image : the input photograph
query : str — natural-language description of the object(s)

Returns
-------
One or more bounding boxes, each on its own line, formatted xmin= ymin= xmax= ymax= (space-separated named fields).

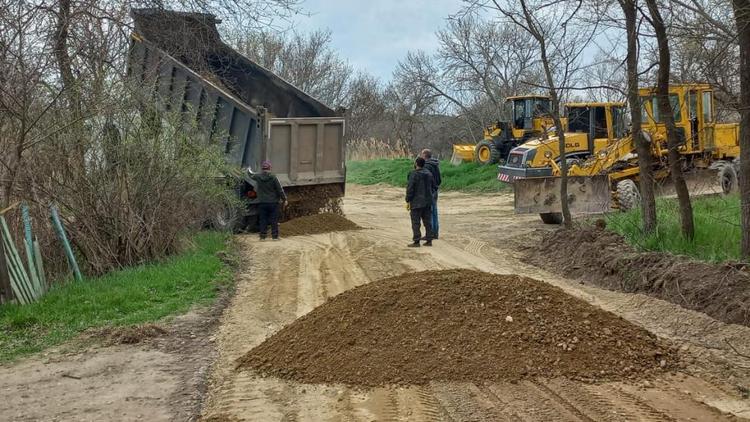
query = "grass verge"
xmin=347 ymin=159 xmax=508 ymax=193
xmin=606 ymin=194 xmax=741 ymax=262
xmin=0 ymin=231 xmax=232 ymax=363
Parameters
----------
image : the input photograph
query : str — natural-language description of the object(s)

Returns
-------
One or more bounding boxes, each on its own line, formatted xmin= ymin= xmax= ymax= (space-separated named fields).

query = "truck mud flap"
xmin=513 ymin=176 xmax=611 ymax=215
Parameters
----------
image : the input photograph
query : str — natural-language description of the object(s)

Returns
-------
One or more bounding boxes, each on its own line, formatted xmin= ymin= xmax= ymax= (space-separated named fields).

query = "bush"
xmin=15 ymin=91 xmax=234 ymax=277
xmin=606 ymin=195 xmax=742 ymax=262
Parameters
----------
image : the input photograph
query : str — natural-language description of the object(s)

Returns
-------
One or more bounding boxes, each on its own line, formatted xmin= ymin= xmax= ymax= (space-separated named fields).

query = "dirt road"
xmin=201 ymin=185 xmax=750 ymax=421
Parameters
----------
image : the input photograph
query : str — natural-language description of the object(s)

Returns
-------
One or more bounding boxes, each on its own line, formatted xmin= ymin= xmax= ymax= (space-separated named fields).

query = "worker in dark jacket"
xmin=248 ymin=161 xmax=287 ymax=240
xmin=421 ymin=149 xmax=441 ymax=239
xmin=406 ymin=157 xmax=435 ymax=247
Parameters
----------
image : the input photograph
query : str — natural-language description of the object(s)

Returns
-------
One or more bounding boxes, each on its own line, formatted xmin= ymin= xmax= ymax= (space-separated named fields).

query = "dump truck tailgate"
xmin=266 ymin=118 xmax=346 ymax=187
xmin=513 ymin=176 xmax=612 ymax=214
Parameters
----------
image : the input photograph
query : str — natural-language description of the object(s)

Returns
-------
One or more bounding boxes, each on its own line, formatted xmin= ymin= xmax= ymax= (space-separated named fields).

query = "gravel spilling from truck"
xmin=238 ymin=269 xmax=675 ymax=387
xmin=279 ymin=213 xmax=361 ymax=237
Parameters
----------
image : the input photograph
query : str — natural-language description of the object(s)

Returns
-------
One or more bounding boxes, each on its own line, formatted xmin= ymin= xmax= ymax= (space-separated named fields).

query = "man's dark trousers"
xmin=410 ymin=206 xmax=434 ymax=242
xmin=258 ymin=203 xmax=279 ymax=239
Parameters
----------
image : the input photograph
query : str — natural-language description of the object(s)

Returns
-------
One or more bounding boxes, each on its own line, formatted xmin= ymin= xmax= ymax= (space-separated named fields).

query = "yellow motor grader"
xmin=499 ymin=84 xmax=741 ymax=224
xmin=451 ymin=95 xmax=558 ymax=165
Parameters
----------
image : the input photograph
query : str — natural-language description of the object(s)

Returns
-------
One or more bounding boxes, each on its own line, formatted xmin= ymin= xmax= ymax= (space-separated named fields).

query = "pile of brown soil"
xmin=90 ymin=324 xmax=168 ymax=345
xmin=238 ymin=270 xmax=674 ymax=387
xmin=526 ymin=226 xmax=750 ymax=326
xmin=279 ymin=213 xmax=360 ymax=237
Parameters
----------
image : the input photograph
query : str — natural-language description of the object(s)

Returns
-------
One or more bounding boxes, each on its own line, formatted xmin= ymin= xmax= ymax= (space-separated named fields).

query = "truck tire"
xmin=474 ymin=140 xmax=501 ymax=165
xmin=616 ymin=179 xmax=641 ymax=211
xmin=717 ymin=162 xmax=738 ymax=195
xmin=539 ymin=212 xmax=563 ymax=224
xmin=212 ymin=205 xmax=241 ymax=233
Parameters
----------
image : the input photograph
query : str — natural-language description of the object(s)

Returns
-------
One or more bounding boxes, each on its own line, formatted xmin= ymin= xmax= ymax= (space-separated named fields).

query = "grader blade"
xmin=513 ymin=176 xmax=612 ymax=215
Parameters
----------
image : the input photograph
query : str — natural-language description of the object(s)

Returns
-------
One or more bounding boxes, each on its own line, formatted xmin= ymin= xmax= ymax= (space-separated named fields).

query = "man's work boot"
xmin=408 ymin=242 xmax=421 ymax=248
xmin=423 ymin=240 xmax=433 ymax=247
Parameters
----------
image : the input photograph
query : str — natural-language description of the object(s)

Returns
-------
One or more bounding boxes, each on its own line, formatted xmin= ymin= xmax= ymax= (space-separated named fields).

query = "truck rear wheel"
xmin=616 ymin=179 xmax=641 ymax=211
xmin=539 ymin=212 xmax=563 ymax=224
xmin=474 ymin=140 xmax=501 ymax=165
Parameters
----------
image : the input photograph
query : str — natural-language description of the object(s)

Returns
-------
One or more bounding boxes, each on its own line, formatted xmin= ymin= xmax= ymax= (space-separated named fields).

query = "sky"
xmin=289 ymin=0 xmax=466 ymax=81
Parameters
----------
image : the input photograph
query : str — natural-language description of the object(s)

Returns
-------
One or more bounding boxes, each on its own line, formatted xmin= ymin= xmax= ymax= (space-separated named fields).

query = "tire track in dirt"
xmin=202 ymin=186 xmax=746 ymax=421
xmin=596 ymin=384 xmax=678 ymax=421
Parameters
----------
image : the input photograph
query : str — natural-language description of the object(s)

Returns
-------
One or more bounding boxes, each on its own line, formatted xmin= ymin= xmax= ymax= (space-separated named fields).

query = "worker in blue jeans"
xmin=247 ymin=161 xmax=287 ymax=240
xmin=421 ymin=149 xmax=441 ymax=239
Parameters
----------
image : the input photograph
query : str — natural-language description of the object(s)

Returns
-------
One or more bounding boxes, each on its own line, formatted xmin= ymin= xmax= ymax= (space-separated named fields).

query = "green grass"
xmin=606 ymin=195 xmax=742 ymax=262
xmin=0 ymin=231 xmax=232 ymax=363
xmin=347 ymin=159 xmax=509 ymax=193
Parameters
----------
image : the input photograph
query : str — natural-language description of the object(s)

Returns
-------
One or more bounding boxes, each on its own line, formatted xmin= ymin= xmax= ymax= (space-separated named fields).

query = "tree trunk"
xmin=646 ymin=0 xmax=695 ymax=240
xmin=621 ymin=0 xmax=657 ymax=234
xmin=733 ymin=0 xmax=750 ymax=259
xmin=54 ymin=0 xmax=80 ymax=117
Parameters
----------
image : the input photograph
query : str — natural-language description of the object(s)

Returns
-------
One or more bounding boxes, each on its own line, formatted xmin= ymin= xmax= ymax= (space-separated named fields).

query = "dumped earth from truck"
xmin=526 ymin=226 xmax=750 ymax=327
xmin=282 ymin=184 xmax=345 ymax=221
xmin=279 ymin=213 xmax=361 ymax=237
xmin=238 ymin=269 xmax=675 ymax=387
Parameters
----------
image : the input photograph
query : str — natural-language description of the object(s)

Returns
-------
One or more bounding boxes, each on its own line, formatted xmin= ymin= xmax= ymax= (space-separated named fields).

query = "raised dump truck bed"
xmin=127 ymin=8 xmax=345 ymax=190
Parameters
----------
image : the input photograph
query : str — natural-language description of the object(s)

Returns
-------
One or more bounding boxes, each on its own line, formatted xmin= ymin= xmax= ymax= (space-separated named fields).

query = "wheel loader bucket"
xmin=513 ymin=175 xmax=612 ymax=215
xmin=450 ymin=144 xmax=475 ymax=165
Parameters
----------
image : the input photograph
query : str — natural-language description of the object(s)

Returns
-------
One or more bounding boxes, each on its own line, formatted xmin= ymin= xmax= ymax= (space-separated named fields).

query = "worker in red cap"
xmin=247 ymin=160 xmax=287 ymax=240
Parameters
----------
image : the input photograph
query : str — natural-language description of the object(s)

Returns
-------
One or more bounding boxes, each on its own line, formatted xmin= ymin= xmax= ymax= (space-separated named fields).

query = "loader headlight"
xmin=598 ymin=150 xmax=607 ymax=158
xmin=544 ymin=151 xmax=553 ymax=159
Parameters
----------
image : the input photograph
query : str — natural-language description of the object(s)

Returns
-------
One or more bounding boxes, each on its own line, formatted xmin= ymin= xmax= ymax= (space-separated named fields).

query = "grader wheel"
xmin=615 ymin=179 xmax=641 ymax=211
xmin=717 ymin=162 xmax=738 ymax=195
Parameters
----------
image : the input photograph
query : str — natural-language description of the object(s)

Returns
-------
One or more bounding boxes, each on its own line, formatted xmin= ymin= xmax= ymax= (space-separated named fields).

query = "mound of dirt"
xmin=238 ymin=270 xmax=674 ymax=387
xmin=526 ymin=226 xmax=750 ymax=326
xmin=279 ymin=213 xmax=361 ymax=237
xmin=91 ymin=324 xmax=168 ymax=345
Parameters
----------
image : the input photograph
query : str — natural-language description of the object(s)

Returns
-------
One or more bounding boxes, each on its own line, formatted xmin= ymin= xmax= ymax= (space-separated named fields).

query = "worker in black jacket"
xmin=247 ymin=161 xmax=287 ymax=240
xmin=421 ymin=149 xmax=441 ymax=239
xmin=406 ymin=157 xmax=435 ymax=247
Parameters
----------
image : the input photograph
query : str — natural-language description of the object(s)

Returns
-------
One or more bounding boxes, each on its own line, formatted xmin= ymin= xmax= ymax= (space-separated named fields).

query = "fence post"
xmin=50 ymin=205 xmax=83 ymax=282
xmin=0 ymin=239 xmax=10 ymax=303
xmin=0 ymin=202 xmax=19 ymax=303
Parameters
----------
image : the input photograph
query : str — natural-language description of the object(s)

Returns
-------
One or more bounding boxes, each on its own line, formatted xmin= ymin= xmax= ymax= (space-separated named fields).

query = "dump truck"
xmin=499 ymin=84 xmax=740 ymax=223
xmin=127 ymin=9 xmax=346 ymax=231
xmin=451 ymin=95 xmax=558 ymax=165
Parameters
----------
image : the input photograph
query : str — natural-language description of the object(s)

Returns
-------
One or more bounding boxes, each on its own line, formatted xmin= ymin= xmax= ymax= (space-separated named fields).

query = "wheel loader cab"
xmin=506 ymin=96 xmax=554 ymax=138
xmin=497 ymin=102 xmax=626 ymax=183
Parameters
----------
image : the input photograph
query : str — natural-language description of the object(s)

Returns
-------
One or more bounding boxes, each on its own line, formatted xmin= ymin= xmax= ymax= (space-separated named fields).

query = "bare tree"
xmin=484 ymin=0 xmax=596 ymax=228
xmin=235 ymin=29 xmax=353 ymax=107
xmin=645 ymin=0 xmax=695 ymax=239
xmin=619 ymin=0 xmax=658 ymax=234
xmin=732 ymin=0 xmax=750 ymax=259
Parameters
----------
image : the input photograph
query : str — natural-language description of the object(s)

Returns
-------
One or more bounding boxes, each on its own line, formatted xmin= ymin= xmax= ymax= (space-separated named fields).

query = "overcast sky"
xmin=290 ymin=0 xmax=466 ymax=81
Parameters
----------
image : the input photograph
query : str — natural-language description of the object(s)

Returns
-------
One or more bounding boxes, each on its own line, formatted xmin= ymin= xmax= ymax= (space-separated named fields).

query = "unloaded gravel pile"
xmin=238 ymin=270 xmax=675 ymax=386
xmin=279 ymin=213 xmax=360 ymax=237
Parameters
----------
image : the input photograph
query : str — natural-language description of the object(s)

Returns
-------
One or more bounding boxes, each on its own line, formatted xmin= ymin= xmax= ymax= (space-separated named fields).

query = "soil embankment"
xmin=527 ymin=226 xmax=750 ymax=326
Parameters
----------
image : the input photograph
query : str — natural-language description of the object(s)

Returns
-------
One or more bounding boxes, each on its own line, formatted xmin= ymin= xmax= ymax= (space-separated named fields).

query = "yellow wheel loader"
xmin=451 ymin=95 xmax=558 ymax=165
xmin=500 ymin=84 xmax=741 ymax=223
